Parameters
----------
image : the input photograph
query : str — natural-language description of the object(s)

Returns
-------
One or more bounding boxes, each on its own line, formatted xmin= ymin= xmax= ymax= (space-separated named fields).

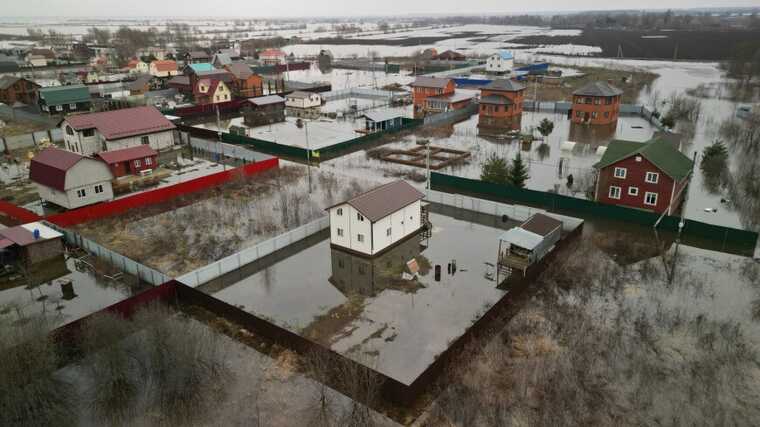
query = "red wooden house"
xmin=410 ymin=76 xmax=455 ymax=117
xmin=0 ymin=76 xmax=40 ymax=106
xmin=225 ymin=62 xmax=264 ymax=98
xmin=594 ymin=137 xmax=694 ymax=215
xmin=96 ymin=145 xmax=158 ymax=178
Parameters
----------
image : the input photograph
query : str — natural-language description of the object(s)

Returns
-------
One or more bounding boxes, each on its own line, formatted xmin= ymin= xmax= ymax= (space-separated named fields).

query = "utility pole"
xmin=305 ymin=121 xmax=312 ymax=194
xmin=216 ymin=104 xmax=225 ymax=171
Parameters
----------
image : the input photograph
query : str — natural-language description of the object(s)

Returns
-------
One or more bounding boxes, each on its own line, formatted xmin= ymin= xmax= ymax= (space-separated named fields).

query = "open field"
xmin=75 ymin=164 xmax=379 ymax=277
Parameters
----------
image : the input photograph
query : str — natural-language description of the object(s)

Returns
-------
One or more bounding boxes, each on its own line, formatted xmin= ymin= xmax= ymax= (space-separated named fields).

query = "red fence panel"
xmin=46 ymin=157 xmax=278 ymax=228
xmin=172 ymin=99 xmax=247 ymax=118
xmin=0 ymin=200 xmax=42 ymax=224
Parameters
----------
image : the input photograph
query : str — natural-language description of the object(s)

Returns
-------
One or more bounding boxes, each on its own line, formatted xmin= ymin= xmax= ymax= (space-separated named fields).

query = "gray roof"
xmin=0 ymin=75 xmax=20 ymax=90
xmin=479 ymin=95 xmax=513 ymax=105
xmin=499 ymin=227 xmax=543 ymax=250
xmin=410 ymin=76 xmax=452 ymax=89
xmin=363 ymin=109 xmax=403 ymax=123
xmin=427 ymin=92 xmax=475 ymax=103
xmin=288 ymin=90 xmax=318 ymax=99
xmin=213 ymin=53 xmax=232 ymax=66
xmin=126 ymin=74 xmax=153 ymax=91
xmin=482 ymin=79 xmax=525 ymax=92
xmin=521 ymin=213 xmax=562 ymax=237
xmin=328 ymin=180 xmax=424 ymax=223
xmin=248 ymin=95 xmax=285 ymax=106
xmin=573 ymin=81 xmax=623 ymax=97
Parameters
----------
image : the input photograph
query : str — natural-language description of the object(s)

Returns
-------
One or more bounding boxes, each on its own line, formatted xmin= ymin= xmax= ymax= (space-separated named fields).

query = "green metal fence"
xmin=221 ymin=117 xmax=422 ymax=162
xmin=431 ymin=172 xmax=759 ymax=255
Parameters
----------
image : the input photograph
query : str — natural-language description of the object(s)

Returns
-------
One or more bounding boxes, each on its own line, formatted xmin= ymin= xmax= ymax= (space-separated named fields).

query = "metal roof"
xmin=226 ymin=62 xmax=254 ymax=80
xmin=29 ymin=147 xmax=84 ymax=191
xmin=573 ymin=81 xmax=623 ymax=97
xmin=495 ymin=51 xmax=514 ymax=60
xmin=96 ymin=145 xmax=157 ymax=165
xmin=520 ymin=213 xmax=562 ymax=237
xmin=410 ymin=76 xmax=452 ymax=89
xmin=64 ymin=106 xmax=175 ymax=141
xmin=594 ymin=137 xmax=694 ymax=180
xmin=482 ymin=79 xmax=525 ymax=92
xmin=327 ymin=180 xmax=424 ymax=223
xmin=427 ymin=92 xmax=475 ymax=103
xmin=499 ymin=228 xmax=543 ymax=250
xmin=288 ymin=90 xmax=318 ymax=99
xmin=38 ymin=85 xmax=91 ymax=106
xmin=248 ymin=95 xmax=285 ymax=106
xmin=187 ymin=63 xmax=214 ymax=73
xmin=479 ymin=95 xmax=513 ymax=105
xmin=151 ymin=60 xmax=177 ymax=72
xmin=363 ymin=110 xmax=403 ymax=123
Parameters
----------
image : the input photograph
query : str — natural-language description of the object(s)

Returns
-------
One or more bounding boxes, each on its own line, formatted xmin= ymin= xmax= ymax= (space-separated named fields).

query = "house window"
xmin=337 ymin=228 xmax=344 ymax=237
xmin=66 ymin=125 xmax=74 ymax=136
xmin=628 ymin=186 xmax=639 ymax=196
xmin=69 ymin=103 xmax=77 ymax=110
xmin=141 ymin=136 xmax=150 ymax=145
xmin=604 ymin=112 xmax=610 ymax=118
xmin=94 ymin=184 xmax=103 ymax=194
xmin=608 ymin=186 xmax=621 ymax=200
xmin=357 ymin=213 xmax=364 ymax=222
xmin=145 ymin=157 xmax=152 ymax=166
xmin=56 ymin=105 xmax=63 ymax=111
xmin=134 ymin=159 xmax=141 ymax=168
xmin=644 ymin=192 xmax=658 ymax=206
xmin=591 ymin=112 xmax=598 ymax=119
xmin=336 ymin=207 xmax=343 ymax=216
xmin=645 ymin=172 xmax=659 ymax=184
xmin=386 ymin=228 xmax=392 ymax=237
xmin=613 ymin=167 xmax=627 ymax=179
xmin=76 ymin=189 xmax=86 ymax=198
xmin=357 ymin=234 xmax=364 ymax=243
xmin=594 ymin=98 xmax=601 ymax=105
xmin=83 ymin=129 xmax=94 ymax=137
xmin=576 ymin=111 xmax=583 ymax=118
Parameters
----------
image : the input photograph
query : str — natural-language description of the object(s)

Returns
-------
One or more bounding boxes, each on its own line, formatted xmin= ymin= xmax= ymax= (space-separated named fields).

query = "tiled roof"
xmin=97 ymin=145 xmax=157 ymax=165
xmin=328 ymin=180 xmax=424 ymax=223
xmin=595 ymin=137 xmax=694 ymax=180
xmin=410 ymin=76 xmax=452 ymax=89
xmin=64 ymin=106 xmax=176 ymax=141
xmin=479 ymin=95 xmax=513 ymax=105
xmin=151 ymin=60 xmax=177 ymax=72
xmin=573 ymin=81 xmax=623 ymax=97
xmin=29 ymin=147 xmax=84 ymax=191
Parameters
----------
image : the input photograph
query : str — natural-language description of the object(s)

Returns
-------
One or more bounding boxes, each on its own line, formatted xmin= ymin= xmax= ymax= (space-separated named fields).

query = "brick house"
xmin=478 ymin=79 xmax=526 ymax=132
xmin=572 ymin=81 xmax=622 ymax=126
xmin=225 ymin=62 xmax=264 ymax=98
xmin=594 ymin=137 xmax=694 ymax=215
xmin=409 ymin=76 xmax=455 ymax=117
xmin=424 ymin=92 xmax=474 ymax=114
xmin=0 ymin=76 xmax=40 ymax=105
xmin=96 ymin=145 xmax=158 ymax=177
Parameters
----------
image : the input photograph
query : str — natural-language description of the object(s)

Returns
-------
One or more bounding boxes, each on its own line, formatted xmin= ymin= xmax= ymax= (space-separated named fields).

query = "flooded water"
xmin=209 ymin=210 xmax=516 ymax=384
xmin=0 ymin=257 xmax=147 ymax=332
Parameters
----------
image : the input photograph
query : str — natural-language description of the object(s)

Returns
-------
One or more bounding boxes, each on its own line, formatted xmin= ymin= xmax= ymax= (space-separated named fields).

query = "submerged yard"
xmin=76 ymin=164 xmax=379 ymax=277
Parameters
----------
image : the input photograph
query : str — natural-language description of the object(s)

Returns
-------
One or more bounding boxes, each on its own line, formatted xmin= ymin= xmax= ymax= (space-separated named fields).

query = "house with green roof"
xmin=37 ymin=85 xmax=92 ymax=115
xmin=593 ymin=136 xmax=694 ymax=215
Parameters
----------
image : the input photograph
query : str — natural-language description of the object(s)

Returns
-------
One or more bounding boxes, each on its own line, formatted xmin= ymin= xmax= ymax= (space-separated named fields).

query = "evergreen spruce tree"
xmin=507 ymin=153 xmax=530 ymax=188
xmin=480 ymin=152 xmax=510 ymax=185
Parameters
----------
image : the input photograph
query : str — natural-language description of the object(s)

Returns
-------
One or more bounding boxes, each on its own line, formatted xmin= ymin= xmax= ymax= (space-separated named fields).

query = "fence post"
xmin=1 ymin=136 xmax=7 ymax=154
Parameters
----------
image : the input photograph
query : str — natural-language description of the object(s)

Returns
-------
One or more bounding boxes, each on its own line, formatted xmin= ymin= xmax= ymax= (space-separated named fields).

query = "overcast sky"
xmin=4 ymin=0 xmax=758 ymax=18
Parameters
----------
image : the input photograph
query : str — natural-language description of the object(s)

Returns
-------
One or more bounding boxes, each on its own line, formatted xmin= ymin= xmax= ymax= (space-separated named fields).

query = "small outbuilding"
xmin=96 ymin=145 xmax=158 ymax=178
xmin=327 ymin=180 xmax=425 ymax=257
xmin=0 ymin=222 xmax=64 ymax=266
xmin=242 ymin=95 xmax=286 ymax=127
xmin=362 ymin=110 xmax=404 ymax=133
xmin=498 ymin=213 xmax=562 ymax=277
xmin=30 ymin=147 xmax=114 ymax=209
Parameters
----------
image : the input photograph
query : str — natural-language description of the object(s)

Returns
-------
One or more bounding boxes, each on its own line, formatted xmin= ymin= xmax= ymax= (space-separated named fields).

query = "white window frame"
xmin=608 ymin=186 xmax=621 ymax=200
xmin=644 ymin=192 xmax=658 ymax=206
xmin=357 ymin=234 xmax=364 ymax=243
xmin=645 ymin=172 xmax=659 ymax=184
xmin=628 ymin=186 xmax=639 ymax=196
xmin=94 ymin=184 xmax=103 ymax=194
xmin=613 ymin=167 xmax=627 ymax=179
xmin=145 ymin=157 xmax=152 ymax=166
xmin=56 ymin=105 xmax=63 ymax=111
xmin=134 ymin=159 xmax=141 ymax=168
xmin=69 ymin=103 xmax=76 ymax=110
xmin=76 ymin=189 xmax=86 ymax=198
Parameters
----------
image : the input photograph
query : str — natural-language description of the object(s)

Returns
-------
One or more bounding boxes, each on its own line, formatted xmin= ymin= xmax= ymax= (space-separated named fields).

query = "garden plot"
xmin=324 ymin=111 xmax=656 ymax=197
xmin=76 ymin=164 xmax=379 ymax=277
xmin=208 ymin=209 xmax=521 ymax=385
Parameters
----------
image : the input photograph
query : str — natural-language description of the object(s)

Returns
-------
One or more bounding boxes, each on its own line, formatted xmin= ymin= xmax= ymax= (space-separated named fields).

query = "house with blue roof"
xmin=487 ymin=50 xmax=514 ymax=74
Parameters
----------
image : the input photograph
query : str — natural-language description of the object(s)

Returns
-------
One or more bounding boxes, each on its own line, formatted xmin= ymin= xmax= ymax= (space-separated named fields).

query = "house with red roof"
xmin=193 ymin=78 xmax=232 ymax=105
xmin=259 ymin=49 xmax=286 ymax=65
xmin=149 ymin=60 xmax=178 ymax=78
xmin=60 ymin=106 xmax=176 ymax=156
xmin=96 ymin=145 xmax=158 ymax=178
xmin=29 ymin=147 xmax=114 ymax=209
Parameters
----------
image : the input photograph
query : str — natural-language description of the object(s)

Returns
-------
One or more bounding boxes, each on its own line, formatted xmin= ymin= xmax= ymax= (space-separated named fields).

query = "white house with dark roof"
xmin=60 ymin=106 xmax=176 ymax=156
xmin=327 ymin=180 xmax=425 ymax=257
xmin=29 ymin=147 xmax=114 ymax=209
